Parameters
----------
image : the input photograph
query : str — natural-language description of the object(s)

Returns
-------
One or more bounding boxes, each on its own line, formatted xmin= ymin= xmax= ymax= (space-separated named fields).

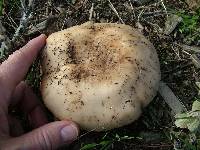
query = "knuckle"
xmin=14 ymin=49 xmax=27 ymax=59
xmin=37 ymin=129 xmax=53 ymax=150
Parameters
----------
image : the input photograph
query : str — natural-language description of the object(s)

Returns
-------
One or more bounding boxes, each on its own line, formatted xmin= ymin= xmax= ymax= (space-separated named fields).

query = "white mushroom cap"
xmin=41 ymin=22 xmax=161 ymax=131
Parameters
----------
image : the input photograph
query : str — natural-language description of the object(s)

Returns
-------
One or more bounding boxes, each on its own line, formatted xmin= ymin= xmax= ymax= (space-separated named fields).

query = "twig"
xmin=171 ymin=44 xmax=181 ymax=60
xmin=3 ymin=22 xmax=17 ymax=30
xmin=175 ymin=43 xmax=200 ymax=53
xmin=182 ymin=49 xmax=191 ymax=56
xmin=28 ymin=20 xmax=47 ymax=35
xmin=89 ymin=3 xmax=94 ymax=21
xmin=20 ymin=0 xmax=26 ymax=10
xmin=4 ymin=12 xmax=18 ymax=29
xmin=75 ymin=128 xmax=98 ymax=142
xmin=191 ymin=54 xmax=200 ymax=69
xmin=141 ymin=18 xmax=163 ymax=33
xmin=142 ymin=10 xmax=164 ymax=16
xmin=28 ymin=16 xmax=57 ymax=34
xmin=12 ymin=0 xmax=34 ymax=42
xmin=160 ymin=0 xmax=168 ymax=17
xmin=108 ymin=0 xmax=125 ymax=24
xmin=128 ymin=0 xmax=136 ymax=19
xmin=28 ymin=0 xmax=35 ymax=8
xmin=137 ymin=9 xmax=145 ymax=22
xmin=61 ymin=16 xmax=68 ymax=30
xmin=135 ymin=1 xmax=161 ymax=10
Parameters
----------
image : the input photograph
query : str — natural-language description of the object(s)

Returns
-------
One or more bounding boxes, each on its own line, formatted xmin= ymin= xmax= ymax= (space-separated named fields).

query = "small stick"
xmin=160 ymin=0 xmax=168 ymax=17
xmin=191 ymin=54 xmax=200 ymax=69
xmin=175 ymin=43 xmax=200 ymax=53
xmin=108 ymin=0 xmax=125 ymax=24
xmin=128 ymin=0 xmax=136 ymax=19
xmin=12 ymin=0 xmax=34 ymax=42
xmin=159 ymin=81 xmax=187 ymax=115
xmin=137 ymin=9 xmax=145 ymax=22
xmin=75 ymin=128 xmax=98 ymax=142
xmin=89 ymin=3 xmax=94 ymax=21
xmin=4 ymin=12 xmax=18 ymax=29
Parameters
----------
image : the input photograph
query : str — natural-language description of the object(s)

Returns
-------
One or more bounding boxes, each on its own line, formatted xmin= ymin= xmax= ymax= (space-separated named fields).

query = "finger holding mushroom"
xmin=41 ymin=22 xmax=161 ymax=131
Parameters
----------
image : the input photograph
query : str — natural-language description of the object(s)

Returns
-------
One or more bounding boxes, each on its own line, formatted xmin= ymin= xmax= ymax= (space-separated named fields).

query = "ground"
xmin=1 ymin=0 xmax=200 ymax=150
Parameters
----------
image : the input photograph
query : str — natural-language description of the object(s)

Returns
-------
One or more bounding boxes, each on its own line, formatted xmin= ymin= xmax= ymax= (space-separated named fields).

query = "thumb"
xmin=1 ymin=121 xmax=79 ymax=150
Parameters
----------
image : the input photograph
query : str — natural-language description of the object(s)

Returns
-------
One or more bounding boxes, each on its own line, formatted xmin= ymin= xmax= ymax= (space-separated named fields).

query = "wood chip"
xmin=164 ymin=14 xmax=182 ymax=35
xmin=28 ymin=20 xmax=48 ymax=35
xmin=159 ymin=81 xmax=187 ymax=114
xmin=27 ymin=16 xmax=57 ymax=35
xmin=179 ymin=44 xmax=200 ymax=53
xmin=186 ymin=0 xmax=200 ymax=10
xmin=191 ymin=54 xmax=200 ymax=69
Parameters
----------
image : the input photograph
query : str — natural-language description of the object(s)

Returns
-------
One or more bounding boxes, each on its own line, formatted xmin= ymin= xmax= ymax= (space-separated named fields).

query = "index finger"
xmin=0 ymin=34 xmax=46 ymax=100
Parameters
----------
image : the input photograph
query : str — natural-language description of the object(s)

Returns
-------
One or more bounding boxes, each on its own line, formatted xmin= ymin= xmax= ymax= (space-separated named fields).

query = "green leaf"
xmin=187 ymin=118 xmax=200 ymax=133
xmin=196 ymin=82 xmax=200 ymax=89
xmin=175 ymin=99 xmax=200 ymax=133
xmin=115 ymin=134 xmax=120 ymax=141
xmin=102 ymin=132 xmax=109 ymax=140
xmin=80 ymin=143 xmax=98 ymax=150
xmin=175 ymin=113 xmax=189 ymax=119
xmin=99 ymin=140 xmax=111 ymax=146
xmin=192 ymin=100 xmax=200 ymax=111
xmin=120 ymin=135 xmax=135 ymax=140
xmin=175 ymin=118 xmax=191 ymax=128
xmin=99 ymin=140 xmax=112 ymax=150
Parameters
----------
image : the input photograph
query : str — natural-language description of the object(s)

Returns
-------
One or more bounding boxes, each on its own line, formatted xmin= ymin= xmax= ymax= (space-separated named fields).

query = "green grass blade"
xmin=0 ymin=0 xmax=3 ymax=16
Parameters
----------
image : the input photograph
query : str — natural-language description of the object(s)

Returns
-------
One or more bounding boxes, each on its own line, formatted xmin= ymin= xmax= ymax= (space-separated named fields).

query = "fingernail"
xmin=61 ymin=124 xmax=78 ymax=142
xmin=41 ymin=34 xmax=47 ymax=38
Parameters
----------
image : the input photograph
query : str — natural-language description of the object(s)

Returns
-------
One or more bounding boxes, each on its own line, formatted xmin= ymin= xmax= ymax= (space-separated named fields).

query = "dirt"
xmin=1 ymin=0 xmax=200 ymax=150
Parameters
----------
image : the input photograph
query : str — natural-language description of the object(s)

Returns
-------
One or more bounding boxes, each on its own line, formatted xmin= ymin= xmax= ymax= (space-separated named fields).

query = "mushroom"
xmin=41 ymin=22 xmax=161 ymax=131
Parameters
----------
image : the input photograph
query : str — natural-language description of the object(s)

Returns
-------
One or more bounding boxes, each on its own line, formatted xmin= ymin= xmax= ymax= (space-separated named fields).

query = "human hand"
xmin=0 ymin=35 xmax=79 ymax=150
